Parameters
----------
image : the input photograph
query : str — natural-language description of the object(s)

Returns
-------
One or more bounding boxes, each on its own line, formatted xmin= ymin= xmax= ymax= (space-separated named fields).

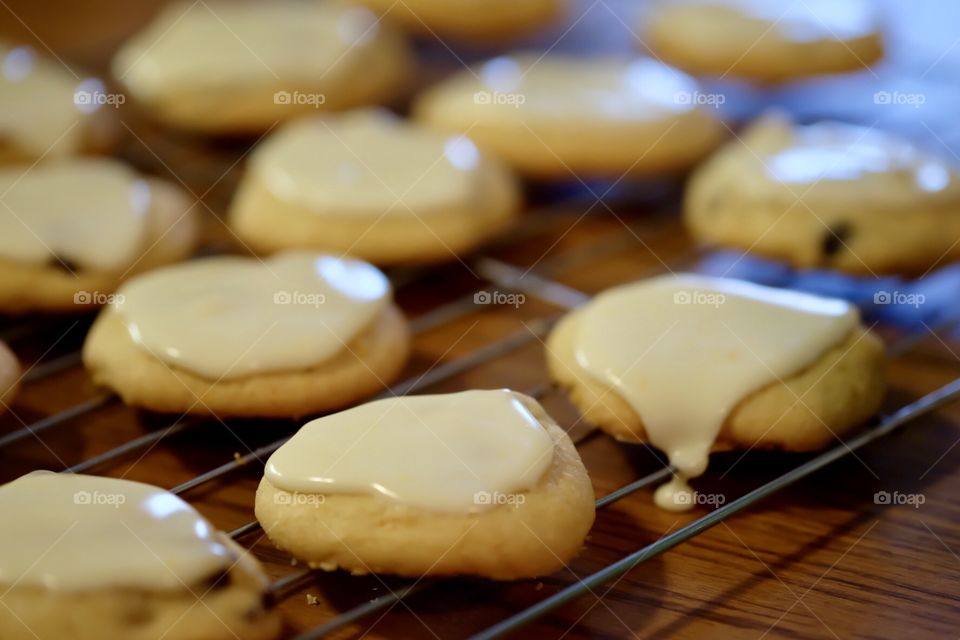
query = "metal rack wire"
xmin=2 ymin=202 xmax=959 ymax=639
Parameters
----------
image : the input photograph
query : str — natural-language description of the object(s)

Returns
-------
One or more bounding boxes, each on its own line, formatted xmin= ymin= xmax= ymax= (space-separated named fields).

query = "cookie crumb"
xmin=306 ymin=593 xmax=320 ymax=606
xmin=535 ymin=582 xmax=544 ymax=591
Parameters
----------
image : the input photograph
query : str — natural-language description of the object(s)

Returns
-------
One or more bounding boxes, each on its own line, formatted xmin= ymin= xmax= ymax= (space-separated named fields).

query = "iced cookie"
xmin=113 ymin=0 xmax=413 ymax=134
xmin=255 ymin=389 xmax=595 ymax=579
xmin=352 ymin=0 xmax=565 ymax=41
xmin=644 ymin=0 xmax=884 ymax=83
xmin=0 ymin=341 xmax=18 ymax=413
xmin=414 ymin=55 xmax=726 ymax=179
xmin=0 ymin=471 xmax=279 ymax=640
xmin=229 ymin=109 xmax=521 ymax=264
xmin=685 ymin=114 xmax=960 ymax=275
xmin=546 ymin=274 xmax=885 ymax=512
xmin=0 ymin=43 xmax=117 ymax=164
xmin=0 ymin=158 xmax=199 ymax=314
xmin=82 ymin=252 xmax=410 ymax=418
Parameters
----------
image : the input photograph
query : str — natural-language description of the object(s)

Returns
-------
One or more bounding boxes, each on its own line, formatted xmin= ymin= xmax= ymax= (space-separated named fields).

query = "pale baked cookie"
xmin=0 ymin=471 xmax=279 ymax=640
xmin=685 ymin=113 xmax=960 ymax=275
xmin=256 ymin=390 xmax=595 ymax=579
xmin=0 ymin=341 xmax=19 ymax=413
xmin=113 ymin=0 xmax=413 ymax=134
xmin=352 ymin=0 xmax=565 ymax=41
xmin=0 ymin=158 xmax=199 ymax=314
xmin=414 ymin=55 xmax=726 ymax=179
xmin=643 ymin=0 xmax=884 ymax=83
xmin=546 ymin=274 xmax=885 ymax=511
xmin=0 ymin=43 xmax=117 ymax=164
xmin=229 ymin=109 xmax=521 ymax=264
xmin=83 ymin=252 xmax=410 ymax=418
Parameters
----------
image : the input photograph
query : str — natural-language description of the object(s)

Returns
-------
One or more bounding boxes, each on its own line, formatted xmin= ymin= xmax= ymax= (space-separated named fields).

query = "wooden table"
xmin=2 ymin=1 xmax=960 ymax=638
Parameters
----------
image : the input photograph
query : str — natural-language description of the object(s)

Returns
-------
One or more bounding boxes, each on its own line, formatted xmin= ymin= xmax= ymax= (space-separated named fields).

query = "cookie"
xmin=0 ymin=471 xmax=279 ymax=640
xmin=83 ymin=252 xmax=410 ymax=418
xmin=0 ymin=341 xmax=19 ymax=413
xmin=643 ymin=0 xmax=884 ymax=83
xmin=685 ymin=113 xmax=960 ymax=275
xmin=113 ymin=0 xmax=413 ymax=134
xmin=256 ymin=389 xmax=595 ymax=579
xmin=0 ymin=158 xmax=199 ymax=314
xmin=414 ymin=54 xmax=726 ymax=179
xmin=352 ymin=0 xmax=565 ymax=41
xmin=546 ymin=274 xmax=885 ymax=511
xmin=0 ymin=43 xmax=117 ymax=164
xmin=229 ymin=109 xmax=521 ymax=264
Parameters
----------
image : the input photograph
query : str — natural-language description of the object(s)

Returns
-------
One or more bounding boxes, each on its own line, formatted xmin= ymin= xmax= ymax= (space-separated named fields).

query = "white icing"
xmin=115 ymin=1 xmax=384 ymax=96
xmin=0 ymin=471 xmax=233 ymax=590
xmin=251 ymin=110 xmax=481 ymax=215
xmin=114 ymin=252 xmax=390 ymax=380
xmin=573 ymin=274 xmax=858 ymax=511
xmin=265 ymin=389 xmax=554 ymax=513
xmin=0 ymin=159 xmax=150 ymax=271
xmin=0 ymin=45 xmax=103 ymax=159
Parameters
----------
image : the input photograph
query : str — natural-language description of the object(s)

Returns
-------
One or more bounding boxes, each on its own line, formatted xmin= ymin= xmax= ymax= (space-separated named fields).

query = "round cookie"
xmin=113 ymin=0 xmax=414 ymax=134
xmin=0 ymin=341 xmax=19 ymax=414
xmin=0 ymin=159 xmax=199 ymax=314
xmin=0 ymin=42 xmax=117 ymax=164
xmin=82 ymin=252 xmax=411 ymax=418
xmin=685 ymin=113 xmax=960 ymax=275
xmin=229 ymin=109 xmax=521 ymax=264
xmin=414 ymin=54 xmax=726 ymax=179
xmin=643 ymin=0 xmax=884 ymax=83
xmin=0 ymin=472 xmax=279 ymax=640
xmin=352 ymin=0 xmax=565 ymax=41
xmin=255 ymin=390 xmax=596 ymax=579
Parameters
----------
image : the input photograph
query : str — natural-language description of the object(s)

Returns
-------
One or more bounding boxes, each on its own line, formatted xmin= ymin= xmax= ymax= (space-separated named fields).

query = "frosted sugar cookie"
xmin=644 ymin=0 xmax=884 ymax=83
xmin=414 ymin=55 xmax=726 ymax=179
xmin=229 ymin=109 xmax=521 ymax=264
xmin=0 ymin=471 xmax=279 ymax=640
xmin=256 ymin=389 xmax=595 ymax=578
xmin=0 ymin=158 xmax=198 ymax=313
xmin=0 ymin=42 xmax=117 ymax=164
xmin=546 ymin=274 xmax=885 ymax=511
xmin=685 ymin=113 xmax=960 ymax=275
xmin=352 ymin=0 xmax=565 ymax=41
xmin=82 ymin=252 xmax=410 ymax=418
xmin=0 ymin=341 xmax=18 ymax=413
xmin=112 ymin=0 xmax=413 ymax=134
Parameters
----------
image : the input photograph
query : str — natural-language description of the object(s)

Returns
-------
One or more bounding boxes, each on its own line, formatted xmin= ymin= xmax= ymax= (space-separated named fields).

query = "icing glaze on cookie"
xmin=429 ymin=55 xmax=711 ymax=123
xmin=0 ymin=44 xmax=104 ymax=159
xmin=114 ymin=1 xmax=384 ymax=97
xmin=265 ymin=389 xmax=554 ymax=513
xmin=0 ymin=159 xmax=151 ymax=271
xmin=572 ymin=274 xmax=857 ymax=511
xmin=251 ymin=110 xmax=481 ymax=215
xmin=114 ymin=252 xmax=390 ymax=380
xmin=758 ymin=120 xmax=960 ymax=204
xmin=0 ymin=471 xmax=234 ymax=590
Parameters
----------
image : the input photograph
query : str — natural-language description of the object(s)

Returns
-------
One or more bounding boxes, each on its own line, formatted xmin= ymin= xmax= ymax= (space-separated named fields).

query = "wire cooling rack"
xmin=2 ymin=194 xmax=960 ymax=639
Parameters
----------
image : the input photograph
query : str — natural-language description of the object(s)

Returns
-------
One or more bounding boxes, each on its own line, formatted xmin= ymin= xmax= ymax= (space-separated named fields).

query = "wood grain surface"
xmin=2 ymin=1 xmax=960 ymax=639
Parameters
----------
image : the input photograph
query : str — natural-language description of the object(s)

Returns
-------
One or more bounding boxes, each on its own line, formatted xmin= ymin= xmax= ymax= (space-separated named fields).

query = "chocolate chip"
xmin=821 ymin=223 xmax=852 ymax=258
xmin=50 ymin=255 xmax=79 ymax=274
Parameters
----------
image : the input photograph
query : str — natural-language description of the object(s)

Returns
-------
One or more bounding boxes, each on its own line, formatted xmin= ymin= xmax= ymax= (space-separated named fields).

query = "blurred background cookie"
xmin=229 ymin=109 xmax=521 ymax=264
xmin=0 ymin=341 xmax=18 ymax=414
